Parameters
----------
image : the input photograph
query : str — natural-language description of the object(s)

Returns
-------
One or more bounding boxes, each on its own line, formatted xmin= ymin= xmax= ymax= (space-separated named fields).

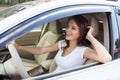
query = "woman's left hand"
xmin=86 ymin=26 xmax=93 ymax=40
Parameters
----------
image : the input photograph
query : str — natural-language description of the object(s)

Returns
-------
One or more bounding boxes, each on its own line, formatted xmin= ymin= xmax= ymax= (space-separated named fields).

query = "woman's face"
xmin=65 ymin=19 xmax=81 ymax=41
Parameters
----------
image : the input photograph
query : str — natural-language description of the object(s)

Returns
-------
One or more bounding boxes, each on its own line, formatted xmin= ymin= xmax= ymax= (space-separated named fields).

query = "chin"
xmin=65 ymin=37 xmax=69 ymax=40
xmin=65 ymin=37 xmax=72 ymax=41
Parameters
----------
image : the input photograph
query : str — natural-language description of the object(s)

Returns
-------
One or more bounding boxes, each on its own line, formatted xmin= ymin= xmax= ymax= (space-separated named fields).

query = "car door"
xmin=22 ymin=3 xmax=119 ymax=79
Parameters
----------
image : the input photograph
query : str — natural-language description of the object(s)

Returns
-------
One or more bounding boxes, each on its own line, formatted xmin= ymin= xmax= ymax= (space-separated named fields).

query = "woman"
xmin=9 ymin=15 xmax=112 ymax=73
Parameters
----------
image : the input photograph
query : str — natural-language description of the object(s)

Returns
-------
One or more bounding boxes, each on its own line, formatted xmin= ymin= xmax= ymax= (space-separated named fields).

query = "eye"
xmin=71 ymin=26 xmax=76 ymax=30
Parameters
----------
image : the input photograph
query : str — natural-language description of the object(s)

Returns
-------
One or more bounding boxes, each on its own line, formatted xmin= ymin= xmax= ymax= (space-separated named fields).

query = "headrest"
xmin=90 ymin=17 xmax=99 ymax=37
xmin=48 ymin=21 xmax=63 ymax=34
xmin=84 ymin=15 xmax=99 ymax=37
xmin=48 ymin=21 xmax=58 ymax=34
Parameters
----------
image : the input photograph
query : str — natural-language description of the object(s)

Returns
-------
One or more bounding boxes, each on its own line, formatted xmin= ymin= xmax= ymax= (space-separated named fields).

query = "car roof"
xmin=0 ymin=0 xmax=119 ymax=35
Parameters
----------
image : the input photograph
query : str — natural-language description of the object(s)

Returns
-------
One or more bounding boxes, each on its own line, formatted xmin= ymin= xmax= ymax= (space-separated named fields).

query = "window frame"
xmin=0 ymin=4 xmax=113 ymax=47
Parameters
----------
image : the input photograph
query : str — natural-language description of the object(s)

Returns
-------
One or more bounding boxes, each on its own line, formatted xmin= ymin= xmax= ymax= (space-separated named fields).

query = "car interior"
xmin=0 ymin=12 xmax=110 ymax=79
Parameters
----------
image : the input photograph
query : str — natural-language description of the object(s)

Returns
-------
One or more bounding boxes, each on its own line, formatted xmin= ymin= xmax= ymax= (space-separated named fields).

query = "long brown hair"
xmin=65 ymin=15 xmax=91 ymax=48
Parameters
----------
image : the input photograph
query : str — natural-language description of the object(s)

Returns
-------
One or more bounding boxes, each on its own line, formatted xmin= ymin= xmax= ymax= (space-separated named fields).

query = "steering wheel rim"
xmin=7 ymin=44 xmax=30 ymax=79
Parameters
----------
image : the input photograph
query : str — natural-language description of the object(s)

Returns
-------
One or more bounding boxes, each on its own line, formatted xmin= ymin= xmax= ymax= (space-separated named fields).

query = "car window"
xmin=14 ymin=12 xmax=109 ymax=78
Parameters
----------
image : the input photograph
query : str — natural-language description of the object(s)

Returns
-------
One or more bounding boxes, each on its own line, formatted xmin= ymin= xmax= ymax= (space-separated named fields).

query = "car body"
xmin=0 ymin=0 xmax=120 ymax=80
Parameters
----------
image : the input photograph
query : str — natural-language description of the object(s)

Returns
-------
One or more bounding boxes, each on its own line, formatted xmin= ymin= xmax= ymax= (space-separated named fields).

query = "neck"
xmin=69 ymin=40 xmax=78 ymax=48
xmin=62 ymin=40 xmax=78 ymax=57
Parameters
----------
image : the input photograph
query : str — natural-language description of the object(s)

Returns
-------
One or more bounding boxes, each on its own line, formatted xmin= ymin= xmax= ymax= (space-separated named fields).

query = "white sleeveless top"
xmin=53 ymin=40 xmax=87 ymax=73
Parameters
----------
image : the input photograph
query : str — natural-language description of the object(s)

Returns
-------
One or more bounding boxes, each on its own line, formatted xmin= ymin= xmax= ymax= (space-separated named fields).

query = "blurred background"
xmin=0 ymin=0 xmax=34 ymax=6
xmin=0 ymin=0 xmax=118 ymax=6
xmin=0 ymin=0 xmax=118 ymax=11
xmin=0 ymin=0 xmax=51 ymax=10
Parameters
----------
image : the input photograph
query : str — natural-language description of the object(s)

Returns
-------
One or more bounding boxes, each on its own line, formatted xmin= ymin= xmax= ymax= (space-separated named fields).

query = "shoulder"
xmin=84 ymin=47 xmax=94 ymax=53
xmin=58 ymin=40 xmax=65 ymax=44
xmin=75 ymin=46 xmax=88 ymax=59
xmin=58 ymin=40 xmax=67 ymax=49
xmin=76 ymin=46 xmax=89 ymax=54
xmin=77 ymin=46 xmax=88 ymax=51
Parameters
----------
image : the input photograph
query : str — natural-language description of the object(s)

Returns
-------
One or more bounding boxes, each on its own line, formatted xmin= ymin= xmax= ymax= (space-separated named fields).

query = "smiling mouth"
xmin=66 ymin=34 xmax=71 ymax=36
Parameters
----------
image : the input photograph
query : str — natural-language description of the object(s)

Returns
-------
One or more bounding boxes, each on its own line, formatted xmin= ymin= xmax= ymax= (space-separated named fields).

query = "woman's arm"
xmin=10 ymin=41 xmax=59 ymax=55
xmin=84 ymin=26 xmax=112 ymax=63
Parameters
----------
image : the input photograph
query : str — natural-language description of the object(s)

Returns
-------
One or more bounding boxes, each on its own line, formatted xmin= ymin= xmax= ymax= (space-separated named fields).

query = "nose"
xmin=65 ymin=28 xmax=69 ymax=33
xmin=65 ymin=27 xmax=71 ymax=35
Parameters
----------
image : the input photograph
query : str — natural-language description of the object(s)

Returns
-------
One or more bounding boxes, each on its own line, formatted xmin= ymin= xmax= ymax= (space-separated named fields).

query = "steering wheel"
xmin=7 ymin=44 xmax=30 ymax=79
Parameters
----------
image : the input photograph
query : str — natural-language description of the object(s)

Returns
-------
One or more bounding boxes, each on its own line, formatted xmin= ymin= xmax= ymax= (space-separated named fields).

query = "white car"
xmin=0 ymin=0 xmax=120 ymax=80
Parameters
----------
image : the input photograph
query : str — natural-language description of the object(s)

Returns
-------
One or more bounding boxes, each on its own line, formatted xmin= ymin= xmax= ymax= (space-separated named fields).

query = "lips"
xmin=65 ymin=33 xmax=73 ymax=39
xmin=66 ymin=33 xmax=72 ymax=37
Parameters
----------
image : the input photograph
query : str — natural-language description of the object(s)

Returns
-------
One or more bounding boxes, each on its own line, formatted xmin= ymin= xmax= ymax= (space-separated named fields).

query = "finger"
xmin=87 ymin=26 xmax=92 ymax=28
